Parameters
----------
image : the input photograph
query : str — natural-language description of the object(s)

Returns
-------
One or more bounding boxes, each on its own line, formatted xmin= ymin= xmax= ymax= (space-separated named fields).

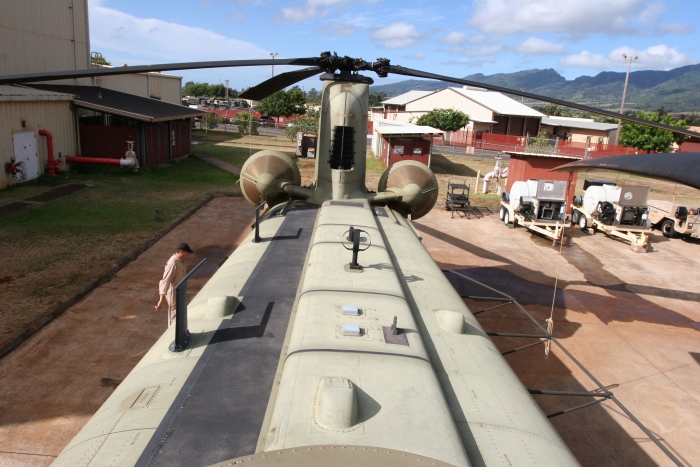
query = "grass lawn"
xmin=0 ymin=157 xmax=238 ymax=349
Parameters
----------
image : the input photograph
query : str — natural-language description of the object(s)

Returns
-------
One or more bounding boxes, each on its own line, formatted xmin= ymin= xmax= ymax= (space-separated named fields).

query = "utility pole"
xmin=270 ymin=52 xmax=278 ymax=77
xmin=224 ymin=79 xmax=229 ymax=102
xmin=521 ymin=88 xmax=526 ymax=103
xmin=615 ymin=54 xmax=638 ymax=144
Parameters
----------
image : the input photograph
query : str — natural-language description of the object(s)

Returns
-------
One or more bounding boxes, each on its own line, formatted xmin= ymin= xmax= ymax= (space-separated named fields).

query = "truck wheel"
xmin=504 ymin=210 xmax=510 ymax=226
xmin=571 ymin=209 xmax=580 ymax=224
xmin=661 ymin=219 xmax=677 ymax=238
xmin=579 ymin=214 xmax=587 ymax=231
xmin=499 ymin=206 xmax=506 ymax=221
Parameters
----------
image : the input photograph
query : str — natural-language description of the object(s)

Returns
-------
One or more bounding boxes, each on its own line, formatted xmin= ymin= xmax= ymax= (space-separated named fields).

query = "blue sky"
xmin=89 ymin=0 xmax=700 ymax=92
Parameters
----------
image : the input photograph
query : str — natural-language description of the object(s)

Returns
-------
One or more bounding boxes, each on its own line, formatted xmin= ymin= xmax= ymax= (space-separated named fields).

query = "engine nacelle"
xmin=377 ymin=160 xmax=438 ymax=219
xmin=240 ymin=150 xmax=301 ymax=207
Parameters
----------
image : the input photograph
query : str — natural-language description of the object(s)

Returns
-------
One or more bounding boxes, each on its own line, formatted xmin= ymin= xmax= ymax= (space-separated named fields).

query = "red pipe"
xmin=38 ymin=129 xmax=61 ymax=177
xmin=66 ymin=156 xmax=122 ymax=166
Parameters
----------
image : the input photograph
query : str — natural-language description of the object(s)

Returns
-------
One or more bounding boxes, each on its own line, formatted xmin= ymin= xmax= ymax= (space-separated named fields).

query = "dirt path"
xmin=0 ymin=197 xmax=256 ymax=466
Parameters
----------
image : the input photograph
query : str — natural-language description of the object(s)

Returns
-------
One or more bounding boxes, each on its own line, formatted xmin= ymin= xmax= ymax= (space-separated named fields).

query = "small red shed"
xmin=504 ymin=151 xmax=581 ymax=213
xmin=374 ymin=125 xmax=444 ymax=168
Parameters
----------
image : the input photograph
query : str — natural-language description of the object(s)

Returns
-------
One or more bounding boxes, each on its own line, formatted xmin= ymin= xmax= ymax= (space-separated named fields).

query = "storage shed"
xmin=373 ymin=121 xmax=443 ymax=168
xmin=30 ymin=85 xmax=204 ymax=166
xmin=505 ymin=152 xmax=581 ymax=213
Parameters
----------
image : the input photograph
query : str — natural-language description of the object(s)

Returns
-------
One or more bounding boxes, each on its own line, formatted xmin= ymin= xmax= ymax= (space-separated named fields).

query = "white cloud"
xmin=89 ymin=0 xmax=268 ymax=63
xmin=441 ymin=32 xmax=466 ymax=44
xmin=278 ymin=0 xmax=347 ymax=22
xmin=402 ymin=52 xmax=427 ymax=60
xmin=317 ymin=23 xmax=357 ymax=37
xmin=277 ymin=0 xmax=378 ymax=23
xmin=560 ymin=45 xmax=694 ymax=70
xmin=450 ymin=45 xmax=502 ymax=57
xmin=516 ymin=37 xmax=566 ymax=55
xmin=467 ymin=0 xmax=648 ymax=37
xmin=371 ymin=22 xmax=424 ymax=49
xmin=656 ymin=23 xmax=694 ymax=35
xmin=441 ymin=57 xmax=497 ymax=68
xmin=228 ymin=13 xmax=246 ymax=22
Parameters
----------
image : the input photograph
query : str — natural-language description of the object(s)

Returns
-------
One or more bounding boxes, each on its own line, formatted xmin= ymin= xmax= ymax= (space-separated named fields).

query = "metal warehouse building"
xmin=1 ymin=0 xmax=191 ymax=189
xmin=0 ymin=86 xmax=77 ymax=185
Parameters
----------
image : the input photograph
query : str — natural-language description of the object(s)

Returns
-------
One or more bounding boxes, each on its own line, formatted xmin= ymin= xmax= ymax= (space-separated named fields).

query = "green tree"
xmin=368 ymin=92 xmax=387 ymax=107
xmin=619 ymin=111 xmax=689 ymax=153
xmin=306 ymin=88 xmax=321 ymax=104
xmin=201 ymin=112 xmax=223 ymax=129
xmin=182 ymin=81 xmax=238 ymax=98
xmin=285 ymin=109 xmax=320 ymax=141
xmin=257 ymin=86 xmax=306 ymax=117
xmin=415 ymin=108 xmax=470 ymax=132
xmin=541 ymin=103 xmax=563 ymax=116
xmin=91 ymin=54 xmax=111 ymax=66
xmin=233 ymin=113 xmax=259 ymax=135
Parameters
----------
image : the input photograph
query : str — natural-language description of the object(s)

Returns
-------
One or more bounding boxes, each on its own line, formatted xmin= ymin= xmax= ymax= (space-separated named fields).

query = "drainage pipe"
xmin=66 ymin=156 xmax=139 ymax=168
xmin=66 ymin=156 xmax=138 ymax=169
xmin=38 ymin=129 xmax=61 ymax=177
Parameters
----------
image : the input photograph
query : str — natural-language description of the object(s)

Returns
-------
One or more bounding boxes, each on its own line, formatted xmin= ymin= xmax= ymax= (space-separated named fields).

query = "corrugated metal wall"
xmin=0 ymin=0 xmax=91 ymax=85
xmin=149 ymin=75 xmax=182 ymax=104
xmin=97 ymin=74 xmax=182 ymax=105
xmin=506 ymin=156 xmax=579 ymax=213
xmin=80 ymin=124 xmax=138 ymax=160
xmin=0 ymin=100 xmax=77 ymax=189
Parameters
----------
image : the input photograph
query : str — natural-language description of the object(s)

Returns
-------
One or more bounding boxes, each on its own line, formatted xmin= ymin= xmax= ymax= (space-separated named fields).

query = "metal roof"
xmin=505 ymin=150 xmax=580 ymax=160
xmin=449 ymin=87 xmax=545 ymax=118
xmin=381 ymin=90 xmax=433 ymax=106
xmin=0 ymin=85 xmax=74 ymax=102
xmin=375 ymin=125 xmax=443 ymax=136
xmin=28 ymin=84 xmax=204 ymax=122
xmin=541 ymin=117 xmax=618 ymax=132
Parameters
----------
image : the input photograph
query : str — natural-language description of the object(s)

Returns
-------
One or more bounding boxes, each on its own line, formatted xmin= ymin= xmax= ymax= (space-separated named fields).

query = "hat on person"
xmin=176 ymin=242 xmax=194 ymax=253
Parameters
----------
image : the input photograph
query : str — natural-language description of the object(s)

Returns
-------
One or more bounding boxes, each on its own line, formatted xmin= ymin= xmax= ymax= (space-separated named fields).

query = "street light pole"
xmin=615 ymin=53 xmax=638 ymax=144
xmin=270 ymin=52 xmax=278 ymax=77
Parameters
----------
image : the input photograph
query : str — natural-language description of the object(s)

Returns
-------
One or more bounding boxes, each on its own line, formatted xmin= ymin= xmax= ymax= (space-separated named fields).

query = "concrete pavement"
xmin=414 ymin=207 xmax=700 ymax=467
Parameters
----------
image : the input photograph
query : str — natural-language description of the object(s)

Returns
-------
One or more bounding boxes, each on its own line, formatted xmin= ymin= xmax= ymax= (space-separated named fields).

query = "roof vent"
xmin=315 ymin=377 xmax=358 ymax=430
xmin=435 ymin=309 xmax=465 ymax=334
xmin=342 ymin=324 xmax=361 ymax=336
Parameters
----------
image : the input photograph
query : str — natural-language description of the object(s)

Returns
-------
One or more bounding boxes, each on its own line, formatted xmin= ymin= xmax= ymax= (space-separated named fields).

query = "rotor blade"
xmin=388 ymin=66 xmax=700 ymax=139
xmin=552 ymin=152 xmax=700 ymax=190
xmin=0 ymin=58 xmax=319 ymax=86
xmin=240 ymin=67 xmax=323 ymax=100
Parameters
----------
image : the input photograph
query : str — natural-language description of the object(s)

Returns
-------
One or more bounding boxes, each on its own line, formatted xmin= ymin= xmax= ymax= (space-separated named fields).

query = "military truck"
xmin=647 ymin=200 xmax=700 ymax=238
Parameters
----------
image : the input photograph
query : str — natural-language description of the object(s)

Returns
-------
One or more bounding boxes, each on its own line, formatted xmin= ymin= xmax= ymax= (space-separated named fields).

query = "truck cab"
xmin=647 ymin=200 xmax=700 ymax=237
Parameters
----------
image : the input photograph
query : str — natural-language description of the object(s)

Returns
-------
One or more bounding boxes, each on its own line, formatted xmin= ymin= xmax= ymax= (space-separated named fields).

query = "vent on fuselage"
xmin=329 ymin=125 xmax=355 ymax=170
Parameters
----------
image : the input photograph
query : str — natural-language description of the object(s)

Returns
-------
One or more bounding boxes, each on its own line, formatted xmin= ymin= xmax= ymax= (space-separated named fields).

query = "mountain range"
xmin=370 ymin=65 xmax=700 ymax=113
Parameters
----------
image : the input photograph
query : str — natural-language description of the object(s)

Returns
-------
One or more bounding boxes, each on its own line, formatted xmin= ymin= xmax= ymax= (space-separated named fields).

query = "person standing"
xmin=155 ymin=243 xmax=193 ymax=327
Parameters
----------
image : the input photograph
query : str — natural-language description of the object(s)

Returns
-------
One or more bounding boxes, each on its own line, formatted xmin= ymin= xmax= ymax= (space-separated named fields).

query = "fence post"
xmin=169 ymin=258 xmax=208 ymax=352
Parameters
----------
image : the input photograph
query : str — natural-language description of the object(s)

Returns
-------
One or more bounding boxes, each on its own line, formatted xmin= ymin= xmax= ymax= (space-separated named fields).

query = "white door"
xmin=12 ymin=131 xmax=40 ymax=183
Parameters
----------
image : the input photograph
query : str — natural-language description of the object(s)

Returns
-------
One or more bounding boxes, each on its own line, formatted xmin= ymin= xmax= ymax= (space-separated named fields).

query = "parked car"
xmin=259 ymin=116 xmax=274 ymax=127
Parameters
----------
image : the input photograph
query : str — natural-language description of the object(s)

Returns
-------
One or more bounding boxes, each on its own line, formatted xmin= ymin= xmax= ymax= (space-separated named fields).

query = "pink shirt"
xmin=158 ymin=254 xmax=186 ymax=295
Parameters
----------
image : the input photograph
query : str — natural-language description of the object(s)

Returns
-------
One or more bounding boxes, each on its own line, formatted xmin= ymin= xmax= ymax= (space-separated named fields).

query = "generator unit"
xmin=572 ymin=183 xmax=651 ymax=252
xmin=578 ymin=184 xmax=650 ymax=228
xmin=507 ymin=179 xmax=567 ymax=221
xmin=499 ymin=179 xmax=570 ymax=245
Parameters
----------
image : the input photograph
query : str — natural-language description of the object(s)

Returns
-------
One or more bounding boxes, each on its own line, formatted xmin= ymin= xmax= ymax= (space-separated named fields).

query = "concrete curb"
xmin=0 ymin=192 xmax=240 ymax=360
